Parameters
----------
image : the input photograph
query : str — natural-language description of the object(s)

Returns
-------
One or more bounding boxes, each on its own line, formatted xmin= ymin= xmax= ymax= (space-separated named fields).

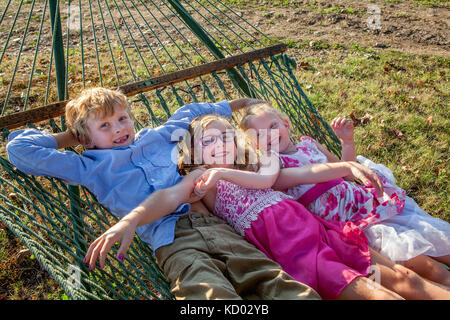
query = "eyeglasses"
xmin=198 ymin=131 xmax=235 ymax=147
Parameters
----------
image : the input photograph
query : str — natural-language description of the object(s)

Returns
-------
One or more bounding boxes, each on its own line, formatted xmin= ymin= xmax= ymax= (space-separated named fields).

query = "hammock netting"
xmin=0 ymin=0 xmax=341 ymax=299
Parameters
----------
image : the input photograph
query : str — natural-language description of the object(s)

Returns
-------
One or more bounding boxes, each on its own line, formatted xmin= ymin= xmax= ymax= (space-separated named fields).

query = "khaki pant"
xmin=155 ymin=212 xmax=320 ymax=300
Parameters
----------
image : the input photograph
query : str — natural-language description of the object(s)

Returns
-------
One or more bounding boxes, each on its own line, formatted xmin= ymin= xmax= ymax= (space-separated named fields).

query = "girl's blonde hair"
xmin=178 ymin=114 xmax=261 ymax=175
xmin=65 ymin=87 xmax=132 ymax=146
xmin=239 ymin=102 xmax=290 ymax=131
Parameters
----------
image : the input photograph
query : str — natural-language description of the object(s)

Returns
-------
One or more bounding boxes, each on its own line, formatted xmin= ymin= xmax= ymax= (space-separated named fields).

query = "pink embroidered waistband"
xmin=297 ymin=178 xmax=344 ymax=207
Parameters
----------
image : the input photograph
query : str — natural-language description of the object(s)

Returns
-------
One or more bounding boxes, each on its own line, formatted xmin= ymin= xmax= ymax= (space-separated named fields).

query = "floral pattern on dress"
xmin=214 ymin=180 xmax=291 ymax=236
xmin=279 ymin=136 xmax=406 ymax=229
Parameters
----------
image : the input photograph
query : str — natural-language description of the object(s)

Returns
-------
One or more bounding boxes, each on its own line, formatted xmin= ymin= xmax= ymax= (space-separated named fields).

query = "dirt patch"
xmin=240 ymin=0 xmax=449 ymax=56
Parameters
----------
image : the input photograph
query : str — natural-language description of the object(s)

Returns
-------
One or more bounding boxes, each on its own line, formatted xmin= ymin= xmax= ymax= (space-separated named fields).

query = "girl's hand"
xmin=84 ymin=217 xmax=138 ymax=270
xmin=178 ymin=168 xmax=207 ymax=203
xmin=193 ymin=168 xmax=224 ymax=196
xmin=331 ymin=117 xmax=354 ymax=143
xmin=345 ymin=161 xmax=384 ymax=197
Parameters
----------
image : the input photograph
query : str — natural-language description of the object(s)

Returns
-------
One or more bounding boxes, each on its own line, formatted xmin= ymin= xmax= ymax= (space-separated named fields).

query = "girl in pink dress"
xmin=179 ymin=114 xmax=450 ymax=299
xmin=240 ymin=103 xmax=450 ymax=287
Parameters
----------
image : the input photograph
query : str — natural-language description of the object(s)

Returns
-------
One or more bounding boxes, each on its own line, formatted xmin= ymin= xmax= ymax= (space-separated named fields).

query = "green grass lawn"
xmin=285 ymin=41 xmax=449 ymax=221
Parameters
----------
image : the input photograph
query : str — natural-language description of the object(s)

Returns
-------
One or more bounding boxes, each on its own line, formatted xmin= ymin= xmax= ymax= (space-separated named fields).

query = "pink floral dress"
xmin=213 ymin=179 xmax=371 ymax=300
xmin=279 ymin=136 xmax=406 ymax=229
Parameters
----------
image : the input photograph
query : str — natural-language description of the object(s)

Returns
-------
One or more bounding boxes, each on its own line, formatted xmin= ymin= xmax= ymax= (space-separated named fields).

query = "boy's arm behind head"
xmin=52 ymin=131 xmax=81 ymax=149
xmin=6 ymin=129 xmax=90 ymax=185
xmin=229 ymin=98 xmax=270 ymax=112
xmin=154 ymin=101 xmax=232 ymax=143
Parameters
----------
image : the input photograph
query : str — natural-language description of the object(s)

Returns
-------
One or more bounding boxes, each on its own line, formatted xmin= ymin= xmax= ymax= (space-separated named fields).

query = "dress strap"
xmin=297 ymin=178 xmax=344 ymax=207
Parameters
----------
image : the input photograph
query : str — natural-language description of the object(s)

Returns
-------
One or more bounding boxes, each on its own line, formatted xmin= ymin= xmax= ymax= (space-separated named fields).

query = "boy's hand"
xmin=84 ymin=217 xmax=138 ymax=270
xmin=330 ymin=117 xmax=354 ymax=143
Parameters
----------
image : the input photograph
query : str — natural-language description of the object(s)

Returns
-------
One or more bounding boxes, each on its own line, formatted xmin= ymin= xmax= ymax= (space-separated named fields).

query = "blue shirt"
xmin=7 ymin=101 xmax=232 ymax=251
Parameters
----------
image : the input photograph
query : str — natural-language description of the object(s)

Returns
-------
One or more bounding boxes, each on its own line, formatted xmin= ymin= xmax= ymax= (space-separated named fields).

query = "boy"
xmin=7 ymin=87 xmax=320 ymax=300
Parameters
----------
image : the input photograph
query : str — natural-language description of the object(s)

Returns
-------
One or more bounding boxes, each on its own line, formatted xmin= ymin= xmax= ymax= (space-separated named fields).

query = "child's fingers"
xmin=330 ymin=117 xmax=339 ymax=128
xmin=336 ymin=117 xmax=347 ymax=128
xmin=372 ymin=175 xmax=384 ymax=197
xmin=84 ymin=237 xmax=99 ymax=264
xmin=98 ymin=235 xmax=117 ymax=269
xmin=362 ymin=171 xmax=384 ymax=197
xmin=203 ymin=172 xmax=217 ymax=187
xmin=84 ymin=235 xmax=105 ymax=268
xmin=116 ymin=233 xmax=134 ymax=262
xmin=88 ymin=237 xmax=105 ymax=270
xmin=193 ymin=184 xmax=204 ymax=196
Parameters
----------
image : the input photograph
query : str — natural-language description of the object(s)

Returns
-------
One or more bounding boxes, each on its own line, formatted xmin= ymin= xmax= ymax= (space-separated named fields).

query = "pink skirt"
xmin=244 ymin=199 xmax=371 ymax=300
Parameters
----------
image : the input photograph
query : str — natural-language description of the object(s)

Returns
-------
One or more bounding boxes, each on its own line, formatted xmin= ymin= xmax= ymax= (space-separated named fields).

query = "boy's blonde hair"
xmin=239 ymin=102 xmax=290 ymax=130
xmin=178 ymin=114 xmax=261 ymax=175
xmin=65 ymin=87 xmax=132 ymax=145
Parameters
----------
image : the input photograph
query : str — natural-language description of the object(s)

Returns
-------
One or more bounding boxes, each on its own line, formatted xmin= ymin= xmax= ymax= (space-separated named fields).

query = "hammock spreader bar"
xmin=0 ymin=44 xmax=286 ymax=131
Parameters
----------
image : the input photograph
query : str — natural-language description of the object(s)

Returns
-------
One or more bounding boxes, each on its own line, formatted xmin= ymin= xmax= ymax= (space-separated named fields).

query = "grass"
xmin=0 ymin=227 xmax=65 ymax=300
xmin=286 ymin=40 xmax=449 ymax=220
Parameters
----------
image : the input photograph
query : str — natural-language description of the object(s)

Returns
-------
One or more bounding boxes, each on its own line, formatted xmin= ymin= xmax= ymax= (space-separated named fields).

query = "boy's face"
xmin=86 ymin=104 xmax=135 ymax=149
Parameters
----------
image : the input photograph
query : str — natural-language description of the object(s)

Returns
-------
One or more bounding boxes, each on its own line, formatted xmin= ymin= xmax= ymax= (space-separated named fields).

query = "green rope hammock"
xmin=0 ymin=0 xmax=341 ymax=299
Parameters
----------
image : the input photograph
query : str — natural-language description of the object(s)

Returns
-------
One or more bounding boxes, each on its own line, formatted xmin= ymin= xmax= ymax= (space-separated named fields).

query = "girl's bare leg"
xmin=370 ymin=249 xmax=450 ymax=300
xmin=337 ymin=276 xmax=403 ymax=300
xmin=402 ymin=254 xmax=450 ymax=287
xmin=431 ymin=254 xmax=450 ymax=267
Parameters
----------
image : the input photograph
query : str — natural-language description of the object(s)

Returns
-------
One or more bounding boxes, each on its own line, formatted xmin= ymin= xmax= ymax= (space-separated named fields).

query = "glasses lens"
xmin=201 ymin=135 xmax=216 ymax=146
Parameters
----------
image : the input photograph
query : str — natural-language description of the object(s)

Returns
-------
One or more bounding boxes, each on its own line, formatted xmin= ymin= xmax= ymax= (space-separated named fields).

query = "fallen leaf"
xmin=392 ymin=129 xmax=403 ymax=137
xmin=349 ymin=112 xmax=360 ymax=126
xmin=426 ymin=115 xmax=432 ymax=125
xmin=298 ymin=61 xmax=311 ymax=70
xmin=360 ymin=113 xmax=373 ymax=125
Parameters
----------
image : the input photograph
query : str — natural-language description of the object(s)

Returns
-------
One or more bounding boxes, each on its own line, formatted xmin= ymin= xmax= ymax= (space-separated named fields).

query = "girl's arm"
xmin=228 ymin=98 xmax=269 ymax=112
xmin=84 ymin=169 xmax=205 ymax=270
xmin=330 ymin=117 xmax=356 ymax=162
xmin=312 ymin=118 xmax=356 ymax=163
xmin=272 ymin=161 xmax=383 ymax=196
xmin=194 ymin=152 xmax=280 ymax=193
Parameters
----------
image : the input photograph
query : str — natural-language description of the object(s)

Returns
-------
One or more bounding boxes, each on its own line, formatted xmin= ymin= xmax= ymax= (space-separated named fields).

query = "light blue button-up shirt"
xmin=7 ymin=101 xmax=232 ymax=251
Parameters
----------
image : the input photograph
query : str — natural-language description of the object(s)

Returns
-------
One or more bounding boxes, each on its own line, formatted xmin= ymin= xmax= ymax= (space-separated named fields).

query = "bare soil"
xmin=241 ymin=0 xmax=449 ymax=56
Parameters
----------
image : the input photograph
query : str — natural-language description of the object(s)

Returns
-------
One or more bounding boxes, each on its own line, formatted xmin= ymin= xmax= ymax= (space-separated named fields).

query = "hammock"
xmin=0 ymin=0 xmax=341 ymax=299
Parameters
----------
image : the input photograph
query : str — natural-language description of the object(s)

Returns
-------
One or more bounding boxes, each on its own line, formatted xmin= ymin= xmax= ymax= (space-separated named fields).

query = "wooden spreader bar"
xmin=0 ymin=44 xmax=286 ymax=130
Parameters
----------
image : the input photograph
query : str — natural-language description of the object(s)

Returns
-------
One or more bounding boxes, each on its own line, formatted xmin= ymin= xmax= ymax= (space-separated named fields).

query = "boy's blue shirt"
xmin=6 ymin=101 xmax=232 ymax=252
